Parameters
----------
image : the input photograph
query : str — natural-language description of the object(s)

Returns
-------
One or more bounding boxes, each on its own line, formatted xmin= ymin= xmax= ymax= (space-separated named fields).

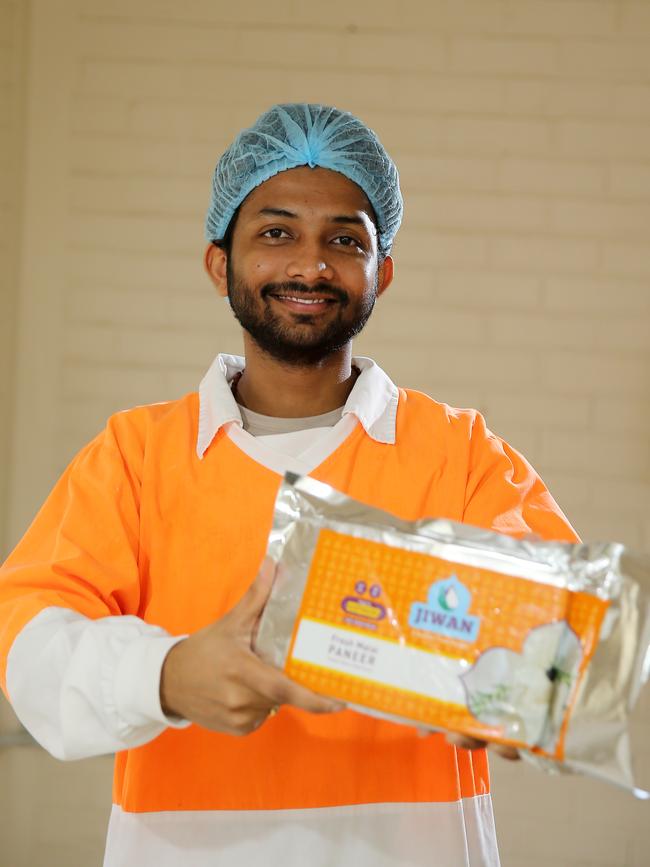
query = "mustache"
xmin=261 ymin=281 xmax=349 ymax=305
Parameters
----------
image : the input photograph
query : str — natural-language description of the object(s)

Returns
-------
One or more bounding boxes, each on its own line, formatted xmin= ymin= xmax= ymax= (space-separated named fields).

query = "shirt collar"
xmin=196 ymin=353 xmax=399 ymax=459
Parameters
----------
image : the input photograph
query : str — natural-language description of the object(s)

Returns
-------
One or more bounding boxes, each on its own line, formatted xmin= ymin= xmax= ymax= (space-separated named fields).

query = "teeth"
xmin=277 ymin=296 xmax=328 ymax=304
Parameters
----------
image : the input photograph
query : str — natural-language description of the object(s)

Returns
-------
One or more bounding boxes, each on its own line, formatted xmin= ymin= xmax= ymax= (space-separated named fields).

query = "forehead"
xmin=238 ymin=166 xmax=375 ymax=222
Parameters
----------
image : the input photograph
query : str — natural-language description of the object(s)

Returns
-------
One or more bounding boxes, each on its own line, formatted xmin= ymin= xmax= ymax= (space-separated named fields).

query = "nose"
xmin=286 ymin=242 xmax=334 ymax=282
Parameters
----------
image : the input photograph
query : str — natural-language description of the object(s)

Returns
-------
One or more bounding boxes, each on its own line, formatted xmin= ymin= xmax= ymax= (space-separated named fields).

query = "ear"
xmin=376 ymin=254 xmax=394 ymax=298
xmin=204 ymin=243 xmax=228 ymax=298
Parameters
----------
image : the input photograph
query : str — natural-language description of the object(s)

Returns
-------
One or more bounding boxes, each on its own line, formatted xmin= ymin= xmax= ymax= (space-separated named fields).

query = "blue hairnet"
xmin=205 ymin=103 xmax=403 ymax=255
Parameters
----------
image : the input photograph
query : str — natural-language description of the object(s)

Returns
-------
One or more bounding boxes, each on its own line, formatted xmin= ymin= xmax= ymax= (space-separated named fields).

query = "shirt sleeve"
xmin=0 ymin=413 xmax=189 ymax=760
xmin=6 ymin=607 xmax=189 ymax=760
xmin=461 ymin=411 xmax=580 ymax=543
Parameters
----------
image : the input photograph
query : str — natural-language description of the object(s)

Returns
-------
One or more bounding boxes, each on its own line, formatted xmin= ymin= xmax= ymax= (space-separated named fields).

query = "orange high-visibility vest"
xmin=0 ymin=388 xmax=578 ymax=817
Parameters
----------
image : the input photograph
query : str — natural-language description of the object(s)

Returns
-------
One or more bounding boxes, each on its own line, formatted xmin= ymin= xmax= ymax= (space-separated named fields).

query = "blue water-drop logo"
xmin=409 ymin=576 xmax=480 ymax=643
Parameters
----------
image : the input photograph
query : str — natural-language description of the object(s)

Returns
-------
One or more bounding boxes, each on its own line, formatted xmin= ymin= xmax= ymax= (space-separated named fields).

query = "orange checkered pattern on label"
xmin=284 ymin=528 xmax=608 ymax=758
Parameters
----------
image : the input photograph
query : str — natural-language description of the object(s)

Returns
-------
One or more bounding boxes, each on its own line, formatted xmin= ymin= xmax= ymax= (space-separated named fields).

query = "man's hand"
xmin=444 ymin=731 xmax=520 ymax=761
xmin=159 ymin=557 xmax=343 ymax=735
xmin=416 ymin=727 xmax=520 ymax=760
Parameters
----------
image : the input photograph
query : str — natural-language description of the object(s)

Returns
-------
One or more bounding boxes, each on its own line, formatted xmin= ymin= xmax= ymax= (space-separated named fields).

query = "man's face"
xmin=219 ymin=166 xmax=392 ymax=365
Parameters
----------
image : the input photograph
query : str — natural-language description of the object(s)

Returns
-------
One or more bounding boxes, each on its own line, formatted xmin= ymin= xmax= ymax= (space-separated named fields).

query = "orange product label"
xmin=284 ymin=528 xmax=608 ymax=759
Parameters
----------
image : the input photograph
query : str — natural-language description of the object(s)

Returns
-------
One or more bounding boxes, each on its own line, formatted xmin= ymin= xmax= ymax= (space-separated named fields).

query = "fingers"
xmin=445 ymin=732 xmax=488 ymax=751
xmin=225 ymin=679 xmax=342 ymax=736
xmin=444 ymin=731 xmax=521 ymax=760
xmin=233 ymin=556 xmax=277 ymax=630
xmin=490 ymin=744 xmax=521 ymax=761
xmin=242 ymin=653 xmax=344 ymax=715
xmin=279 ymin=678 xmax=345 ymax=715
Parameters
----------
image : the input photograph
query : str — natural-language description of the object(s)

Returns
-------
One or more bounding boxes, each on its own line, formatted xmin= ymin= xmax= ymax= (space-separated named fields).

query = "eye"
xmin=262 ymin=227 xmax=291 ymax=239
xmin=332 ymin=235 xmax=364 ymax=250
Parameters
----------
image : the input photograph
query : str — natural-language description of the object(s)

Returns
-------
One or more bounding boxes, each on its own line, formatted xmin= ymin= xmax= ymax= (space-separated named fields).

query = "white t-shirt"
xmin=238 ymin=403 xmax=345 ymax=456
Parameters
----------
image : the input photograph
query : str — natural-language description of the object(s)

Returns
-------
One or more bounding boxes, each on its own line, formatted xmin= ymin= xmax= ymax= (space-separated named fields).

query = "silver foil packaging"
xmin=255 ymin=473 xmax=650 ymax=797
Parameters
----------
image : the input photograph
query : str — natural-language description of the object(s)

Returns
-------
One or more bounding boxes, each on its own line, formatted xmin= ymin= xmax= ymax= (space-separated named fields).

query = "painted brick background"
xmin=1 ymin=1 xmax=649 ymax=864
xmin=0 ymin=0 xmax=28 ymax=856
xmin=0 ymin=0 xmax=23 ymax=566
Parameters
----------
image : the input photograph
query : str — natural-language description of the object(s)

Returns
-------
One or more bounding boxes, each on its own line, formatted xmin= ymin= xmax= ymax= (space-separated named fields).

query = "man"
xmin=0 ymin=104 xmax=578 ymax=866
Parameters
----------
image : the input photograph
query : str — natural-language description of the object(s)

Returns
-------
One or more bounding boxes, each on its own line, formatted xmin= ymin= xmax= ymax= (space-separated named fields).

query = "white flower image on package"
xmin=461 ymin=621 xmax=583 ymax=748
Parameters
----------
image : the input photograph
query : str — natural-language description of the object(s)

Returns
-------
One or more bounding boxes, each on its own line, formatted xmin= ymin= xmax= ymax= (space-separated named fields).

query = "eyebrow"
xmin=257 ymin=207 xmax=367 ymax=227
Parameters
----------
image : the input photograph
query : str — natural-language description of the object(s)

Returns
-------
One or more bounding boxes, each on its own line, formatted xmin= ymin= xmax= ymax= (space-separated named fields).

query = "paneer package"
xmin=254 ymin=473 xmax=650 ymax=797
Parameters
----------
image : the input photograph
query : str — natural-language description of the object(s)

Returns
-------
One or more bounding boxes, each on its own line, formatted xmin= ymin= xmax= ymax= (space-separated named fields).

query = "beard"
xmin=225 ymin=257 xmax=378 ymax=365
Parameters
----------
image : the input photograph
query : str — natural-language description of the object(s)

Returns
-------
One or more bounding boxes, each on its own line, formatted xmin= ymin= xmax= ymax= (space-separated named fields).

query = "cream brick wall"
xmin=2 ymin=1 xmax=650 ymax=865
xmin=0 ymin=0 xmax=23 ymax=571
xmin=0 ymin=0 xmax=24 ymax=802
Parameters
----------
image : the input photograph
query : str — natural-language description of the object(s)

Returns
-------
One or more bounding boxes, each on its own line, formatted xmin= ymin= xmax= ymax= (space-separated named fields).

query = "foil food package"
xmin=254 ymin=473 xmax=650 ymax=797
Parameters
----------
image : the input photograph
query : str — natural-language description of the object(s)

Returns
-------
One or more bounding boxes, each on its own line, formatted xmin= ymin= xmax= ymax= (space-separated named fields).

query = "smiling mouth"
xmin=272 ymin=294 xmax=337 ymax=303
xmin=269 ymin=294 xmax=338 ymax=311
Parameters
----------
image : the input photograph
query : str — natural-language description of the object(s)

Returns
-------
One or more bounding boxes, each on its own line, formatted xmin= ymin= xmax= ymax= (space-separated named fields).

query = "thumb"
xmin=235 ymin=556 xmax=277 ymax=631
